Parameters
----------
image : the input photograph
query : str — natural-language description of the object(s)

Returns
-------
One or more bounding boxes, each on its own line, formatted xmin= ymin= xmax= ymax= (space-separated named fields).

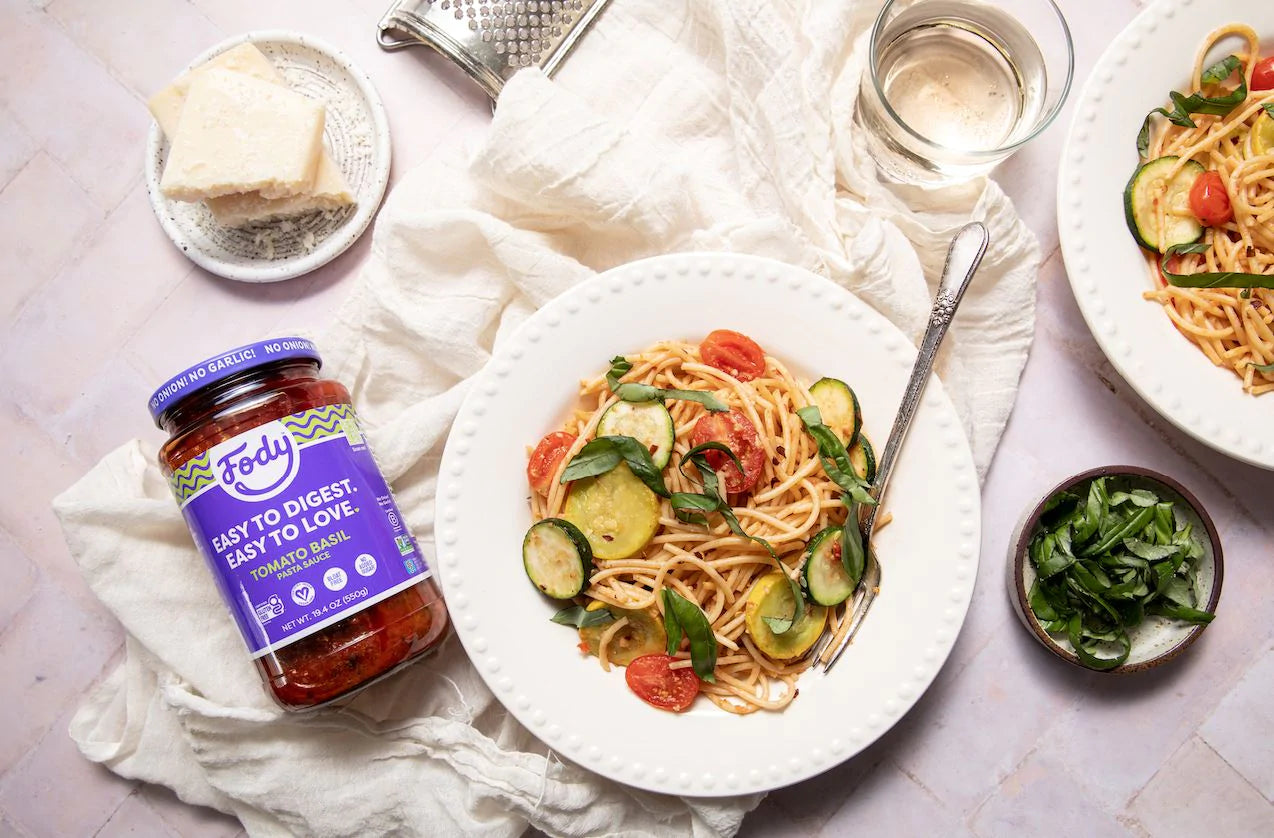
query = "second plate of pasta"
xmin=436 ymin=252 xmax=979 ymax=796
xmin=1058 ymin=0 xmax=1274 ymax=468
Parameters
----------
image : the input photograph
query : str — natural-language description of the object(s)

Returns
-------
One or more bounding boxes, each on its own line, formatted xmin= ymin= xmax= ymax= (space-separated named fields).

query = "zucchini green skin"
xmin=1123 ymin=156 xmax=1204 ymax=252
xmin=597 ymin=401 xmax=675 ymax=469
xmin=801 ymin=525 xmax=855 ymax=606
xmin=523 ymin=518 xmax=593 ymax=599
xmin=849 ymin=435 xmax=877 ymax=484
xmin=809 ymin=377 xmax=861 ymax=448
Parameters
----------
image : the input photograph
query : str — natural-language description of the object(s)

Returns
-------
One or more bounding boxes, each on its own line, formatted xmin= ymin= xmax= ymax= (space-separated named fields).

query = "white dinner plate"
xmin=144 ymin=31 xmax=391 ymax=283
xmin=435 ymin=252 xmax=980 ymax=796
xmin=1057 ymin=0 xmax=1274 ymax=469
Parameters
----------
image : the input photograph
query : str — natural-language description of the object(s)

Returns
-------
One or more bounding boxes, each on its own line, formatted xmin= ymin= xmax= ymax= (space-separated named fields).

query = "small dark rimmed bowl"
xmin=1007 ymin=465 xmax=1223 ymax=673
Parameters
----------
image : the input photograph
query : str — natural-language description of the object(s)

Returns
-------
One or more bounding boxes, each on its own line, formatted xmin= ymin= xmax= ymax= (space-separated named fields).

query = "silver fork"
xmin=813 ymin=221 xmax=989 ymax=672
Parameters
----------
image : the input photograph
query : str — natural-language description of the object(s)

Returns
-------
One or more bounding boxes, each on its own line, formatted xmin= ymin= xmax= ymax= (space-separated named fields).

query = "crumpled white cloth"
xmin=57 ymin=1 xmax=1040 ymax=836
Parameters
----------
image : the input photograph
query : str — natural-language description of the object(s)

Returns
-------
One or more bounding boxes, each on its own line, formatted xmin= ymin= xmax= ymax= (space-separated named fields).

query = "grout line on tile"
xmin=39 ymin=3 xmax=155 ymax=110
xmin=0 ymin=634 xmax=128 ymax=798
xmin=90 ymin=788 xmax=143 ymax=838
xmin=0 ymin=809 xmax=38 ymax=838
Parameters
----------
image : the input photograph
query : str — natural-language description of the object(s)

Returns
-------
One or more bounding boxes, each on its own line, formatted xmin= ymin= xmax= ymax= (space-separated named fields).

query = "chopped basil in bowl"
xmin=1008 ymin=466 xmax=1223 ymax=673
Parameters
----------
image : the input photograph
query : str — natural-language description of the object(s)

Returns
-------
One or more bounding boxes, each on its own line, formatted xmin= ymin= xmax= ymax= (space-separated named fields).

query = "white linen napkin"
xmin=57 ymin=1 xmax=1040 ymax=835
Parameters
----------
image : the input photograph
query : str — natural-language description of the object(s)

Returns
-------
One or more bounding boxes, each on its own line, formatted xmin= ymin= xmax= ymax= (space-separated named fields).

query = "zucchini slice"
xmin=596 ymin=401 xmax=675 ymax=469
xmin=578 ymin=604 xmax=667 ymax=665
xmin=744 ymin=571 xmax=828 ymax=660
xmin=1123 ymin=156 xmax=1205 ymax=251
xmin=849 ymin=434 xmax=877 ymax=484
xmin=809 ymin=377 xmax=861 ymax=447
xmin=564 ymin=462 xmax=661 ymax=560
xmin=523 ymin=518 xmax=593 ymax=599
xmin=802 ymin=526 xmax=854 ymax=606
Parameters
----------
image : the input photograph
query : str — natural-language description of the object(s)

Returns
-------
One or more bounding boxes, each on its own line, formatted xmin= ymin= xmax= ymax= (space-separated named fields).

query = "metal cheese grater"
xmin=377 ymin=0 xmax=611 ymax=100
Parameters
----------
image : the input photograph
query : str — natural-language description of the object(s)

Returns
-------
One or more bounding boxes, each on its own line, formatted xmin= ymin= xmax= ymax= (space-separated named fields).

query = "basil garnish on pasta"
xmin=606 ymin=356 xmax=729 ymax=412
xmin=796 ymin=406 xmax=875 ymax=505
xmin=1136 ymin=55 xmax=1248 ymax=158
xmin=559 ymin=435 xmax=671 ymax=496
xmin=551 ymin=605 xmax=616 ymax=629
xmin=661 ymin=588 xmax=718 ymax=682
xmin=1160 ymin=243 xmax=1274 ymax=289
xmin=797 ymin=405 xmax=876 ymax=586
xmin=676 ymin=442 xmax=803 ymax=634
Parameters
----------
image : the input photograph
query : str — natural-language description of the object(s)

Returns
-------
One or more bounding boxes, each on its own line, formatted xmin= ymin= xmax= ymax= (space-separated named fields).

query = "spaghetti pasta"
xmin=1141 ymin=23 xmax=1274 ymax=394
xmin=528 ymin=340 xmax=870 ymax=714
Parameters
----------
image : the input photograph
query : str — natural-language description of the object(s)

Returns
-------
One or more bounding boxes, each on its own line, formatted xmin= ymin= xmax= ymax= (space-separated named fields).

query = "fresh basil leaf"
xmin=1263 ymin=103 xmax=1274 ymax=117
xmin=1161 ymin=244 xmax=1274 ymax=288
xmin=1067 ymin=614 xmax=1131 ymax=670
xmin=661 ymin=588 xmax=718 ymax=682
xmin=560 ymin=435 xmax=670 ymax=497
xmin=1137 ymin=57 xmax=1248 ymax=157
xmin=605 ymin=356 xmax=633 ymax=391
xmin=1200 ymin=54 xmax=1241 ymax=85
xmin=1253 ymin=361 xmax=1274 ymax=374
xmin=612 ymin=382 xmax=730 ymax=412
xmin=559 ymin=437 xmax=623 ymax=482
xmin=661 ymin=592 xmax=683 ymax=655
xmin=1034 ymin=534 xmax=1076 ymax=579
xmin=1148 ymin=601 xmax=1216 ymax=624
xmin=797 ymin=405 xmax=876 ymax=505
xmin=550 ymin=605 xmax=615 ymax=628
xmin=606 ymin=356 xmax=728 ymax=412
xmin=670 ymin=492 xmax=716 ymax=526
xmin=1028 ymin=581 xmax=1060 ymax=622
xmin=1080 ymin=506 xmax=1155 ymax=557
xmin=840 ymin=504 xmax=866 ymax=586
xmin=1123 ymin=538 xmax=1180 ymax=561
xmin=1109 ymin=489 xmax=1158 ymax=508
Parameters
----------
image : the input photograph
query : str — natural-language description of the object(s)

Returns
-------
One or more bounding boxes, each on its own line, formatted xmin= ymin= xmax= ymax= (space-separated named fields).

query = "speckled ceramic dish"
xmin=144 ymin=31 xmax=391 ymax=283
xmin=1008 ymin=466 xmax=1223 ymax=673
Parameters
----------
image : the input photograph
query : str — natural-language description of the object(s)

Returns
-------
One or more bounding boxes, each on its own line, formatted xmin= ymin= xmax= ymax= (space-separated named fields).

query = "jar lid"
xmin=147 ymin=337 xmax=321 ymax=426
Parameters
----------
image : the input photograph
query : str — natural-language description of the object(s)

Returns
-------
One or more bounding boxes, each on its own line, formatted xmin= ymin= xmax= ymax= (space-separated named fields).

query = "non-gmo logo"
xmin=208 ymin=421 xmax=300 ymax=502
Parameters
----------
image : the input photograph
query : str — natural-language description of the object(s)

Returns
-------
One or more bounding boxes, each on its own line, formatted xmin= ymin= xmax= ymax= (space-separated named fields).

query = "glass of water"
xmin=855 ymin=0 xmax=1074 ymax=184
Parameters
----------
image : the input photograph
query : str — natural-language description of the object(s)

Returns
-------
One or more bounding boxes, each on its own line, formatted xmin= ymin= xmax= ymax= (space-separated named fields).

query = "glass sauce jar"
xmin=149 ymin=337 xmax=449 ymax=710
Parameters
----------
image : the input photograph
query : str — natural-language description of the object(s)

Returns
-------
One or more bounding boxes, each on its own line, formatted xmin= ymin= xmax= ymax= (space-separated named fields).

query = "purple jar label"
xmin=169 ymin=404 xmax=430 ymax=657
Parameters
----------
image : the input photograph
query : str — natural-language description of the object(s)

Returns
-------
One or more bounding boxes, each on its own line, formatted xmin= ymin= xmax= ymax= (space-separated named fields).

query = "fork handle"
xmin=861 ymin=222 xmax=988 ymax=534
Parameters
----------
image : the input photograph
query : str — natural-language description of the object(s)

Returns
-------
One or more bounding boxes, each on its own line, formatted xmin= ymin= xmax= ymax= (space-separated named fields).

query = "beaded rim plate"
xmin=434 ymin=252 xmax=980 ymax=796
xmin=1057 ymin=0 xmax=1274 ymax=469
xmin=144 ymin=31 xmax=392 ymax=283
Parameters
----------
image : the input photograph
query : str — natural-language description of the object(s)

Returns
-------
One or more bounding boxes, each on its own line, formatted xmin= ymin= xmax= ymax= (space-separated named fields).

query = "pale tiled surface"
xmin=1 ymin=0 xmax=1271 ymax=836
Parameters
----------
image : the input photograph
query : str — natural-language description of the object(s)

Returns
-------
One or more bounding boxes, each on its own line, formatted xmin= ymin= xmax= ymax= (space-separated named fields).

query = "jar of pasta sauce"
xmin=148 ymin=337 xmax=449 ymax=710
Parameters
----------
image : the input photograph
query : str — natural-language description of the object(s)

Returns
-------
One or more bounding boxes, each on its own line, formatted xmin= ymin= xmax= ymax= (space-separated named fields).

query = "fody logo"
xmin=209 ymin=421 xmax=300 ymax=502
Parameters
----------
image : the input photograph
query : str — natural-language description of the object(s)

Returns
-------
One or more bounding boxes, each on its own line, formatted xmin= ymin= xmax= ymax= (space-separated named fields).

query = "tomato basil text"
xmin=149 ymin=337 xmax=448 ymax=709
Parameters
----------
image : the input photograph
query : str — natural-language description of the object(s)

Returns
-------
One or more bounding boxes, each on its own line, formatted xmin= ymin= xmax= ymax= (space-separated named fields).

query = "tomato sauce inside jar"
xmin=149 ymin=337 xmax=448 ymax=710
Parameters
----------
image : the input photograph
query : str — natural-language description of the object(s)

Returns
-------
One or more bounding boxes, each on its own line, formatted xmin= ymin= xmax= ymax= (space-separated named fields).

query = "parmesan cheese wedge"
xmin=160 ymin=69 xmax=325 ymax=202
xmin=148 ymin=43 xmax=281 ymax=137
xmin=150 ymin=44 xmax=355 ymax=224
xmin=205 ymin=154 xmax=354 ymax=227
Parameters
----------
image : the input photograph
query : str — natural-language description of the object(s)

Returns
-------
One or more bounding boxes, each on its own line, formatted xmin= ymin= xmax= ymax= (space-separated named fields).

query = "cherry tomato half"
xmin=625 ymin=654 xmax=700 ymax=712
xmin=527 ymin=431 xmax=577 ymax=493
xmin=1252 ymin=56 xmax=1274 ymax=91
xmin=691 ymin=409 xmax=765 ymax=494
xmin=1189 ymin=170 xmax=1233 ymax=226
xmin=700 ymin=329 xmax=766 ymax=382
